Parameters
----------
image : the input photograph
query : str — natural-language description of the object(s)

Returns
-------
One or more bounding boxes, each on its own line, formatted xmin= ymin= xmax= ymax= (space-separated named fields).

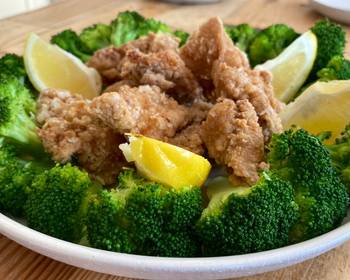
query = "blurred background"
xmin=0 ymin=0 xmax=58 ymax=19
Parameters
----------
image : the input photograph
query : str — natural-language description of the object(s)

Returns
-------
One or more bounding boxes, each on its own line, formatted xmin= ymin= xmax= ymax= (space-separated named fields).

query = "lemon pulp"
xmin=280 ymin=80 xmax=350 ymax=143
xmin=24 ymin=33 xmax=101 ymax=99
xmin=120 ymin=135 xmax=211 ymax=188
xmin=256 ymin=31 xmax=317 ymax=103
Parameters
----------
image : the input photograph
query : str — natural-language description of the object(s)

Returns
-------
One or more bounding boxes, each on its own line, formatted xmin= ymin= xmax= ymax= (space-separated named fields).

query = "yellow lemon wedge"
xmin=119 ymin=135 xmax=211 ymax=188
xmin=23 ymin=33 xmax=101 ymax=99
xmin=256 ymin=31 xmax=317 ymax=103
xmin=280 ymin=80 xmax=350 ymax=143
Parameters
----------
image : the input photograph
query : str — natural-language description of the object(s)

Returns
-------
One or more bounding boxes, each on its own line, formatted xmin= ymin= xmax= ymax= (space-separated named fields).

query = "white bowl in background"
xmin=1 ymin=212 xmax=350 ymax=280
xmin=310 ymin=0 xmax=350 ymax=25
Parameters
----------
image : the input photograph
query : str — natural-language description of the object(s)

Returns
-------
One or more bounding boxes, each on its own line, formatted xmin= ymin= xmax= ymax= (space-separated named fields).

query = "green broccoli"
xmin=25 ymin=164 xmax=100 ymax=242
xmin=0 ymin=54 xmax=33 ymax=91
xmin=110 ymin=11 xmax=172 ymax=47
xmin=86 ymin=169 xmax=203 ymax=257
xmin=51 ymin=11 xmax=188 ymax=60
xmin=196 ymin=172 xmax=298 ymax=256
xmin=173 ymin=30 xmax=189 ymax=46
xmin=0 ymin=54 xmax=26 ymax=83
xmin=225 ymin=24 xmax=259 ymax=52
xmin=79 ymin=23 xmax=112 ymax=53
xmin=326 ymin=124 xmax=350 ymax=191
xmin=268 ymin=128 xmax=349 ymax=243
xmin=0 ymin=77 xmax=44 ymax=156
xmin=51 ymin=29 xmax=92 ymax=62
xmin=0 ymin=141 xmax=49 ymax=217
xmin=309 ymin=19 xmax=346 ymax=81
xmin=317 ymin=55 xmax=350 ymax=81
xmin=248 ymin=24 xmax=299 ymax=66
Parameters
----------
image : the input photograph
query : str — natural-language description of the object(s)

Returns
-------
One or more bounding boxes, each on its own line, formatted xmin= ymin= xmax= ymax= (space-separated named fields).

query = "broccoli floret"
xmin=0 ymin=54 xmax=26 ymax=83
xmin=79 ymin=23 xmax=112 ymax=53
xmin=0 ymin=77 xmax=44 ymax=156
xmin=139 ymin=17 xmax=172 ymax=35
xmin=51 ymin=30 xmax=92 ymax=62
xmin=86 ymin=169 xmax=203 ymax=257
xmin=326 ymin=124 xmax=350 ymax=191
xmin=0 ymin=54 xmax=34 ymax=92
xmin=317 ymin=55 xmax=350 ymax=81
xmin=268 ymin=128 xmax=349 ymax=243
xmin=25 ymin=164 xmax=99 ymax=242
xmin=225 ymin=24 xmax=259 ymax=52
xmin=173 ymin=30 xmax=189 ymax=46
xmin=0 ymin=142 xmax=49 ymax=217
xmin=110 ymin=11 xmax=148 ymax=46
xmin=51 ymin=11 xmax=186 ymax=59
xmin=110 ymin=11 xmax=172 ymax=47
xmin=309 ymin=19 xmax=346 ymax=81
xmin=196 ymin=172 xmax=298 ymax=256
xmin=248 ymin=24 xmax=299 ymax=66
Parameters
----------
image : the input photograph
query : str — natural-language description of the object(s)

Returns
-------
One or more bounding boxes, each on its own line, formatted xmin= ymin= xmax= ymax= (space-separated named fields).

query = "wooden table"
xmin=1 ymin=0 xmax=350 ymax=279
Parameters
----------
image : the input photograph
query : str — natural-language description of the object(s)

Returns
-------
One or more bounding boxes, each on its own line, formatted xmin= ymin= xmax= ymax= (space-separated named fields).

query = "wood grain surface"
xmin=1 ymin=0 xmax=350 ymax=279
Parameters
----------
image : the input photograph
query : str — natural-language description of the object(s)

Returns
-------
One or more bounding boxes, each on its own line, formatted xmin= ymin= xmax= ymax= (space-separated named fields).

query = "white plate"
xmin=1 ymin=212 xmax=350 ymax=279
xmin=310 ymin=0 xmax=350 ymax=25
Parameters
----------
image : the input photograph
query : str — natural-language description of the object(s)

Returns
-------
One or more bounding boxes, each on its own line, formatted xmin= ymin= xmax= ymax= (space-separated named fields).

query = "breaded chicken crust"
xmin=181 ymin=17 xmax=283 ymax=141
xmin=201 ymin=98 xmax=265 ymax=185
xmin=167 ymin=98 xmax=213 ymax=155
xmin=91 ymin=85 xmax=191 ymax=140
xmin=212 ymin=61 xmax=283 ymax=140
xmin=180 ymin=17 xmax=249 ymax=80
xmin=87 ymin=32 xmax=180 ymax=82
xmin=37 ymin=89 xmax=126 ymax=185
xmin=88 ymin=33 xmax=202 ymax=101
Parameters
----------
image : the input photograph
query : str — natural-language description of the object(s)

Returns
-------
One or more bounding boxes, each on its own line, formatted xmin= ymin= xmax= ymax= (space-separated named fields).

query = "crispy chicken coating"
xmin=166 ymin=98 xmax=213 ymax=154
xmin=118 ymin=49 xmax=202 ymax=101
xmin=87 ymin=33 xmax=180 ymax=82
xmin=37 ymin=89 xmax=126 ymax=185
xmin=180 ymin=17 xmax=249 ymax=80
xmin=36 ymin=88 xmax=81 ymax=124
xmin=88 ymin=33 xmax=202 ymax=101
xmin=167 ymin=123 xmax=205 ymax=155
xmin=91 ymin=85 xmax=191 ymax=140
xmin=201 ymin=98 xmax=265 ymax=185
xmin=181 ymin=17 xmax=283 ymax=140
xmin=212 ymin=61 xmax=283 ymax=140
xmin=87 ymin=47 xmax=123 ymax=82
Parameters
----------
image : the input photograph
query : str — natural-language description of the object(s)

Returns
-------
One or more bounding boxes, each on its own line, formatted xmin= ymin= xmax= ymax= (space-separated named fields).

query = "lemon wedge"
xmin=280 ymin=80 xmax=350 ymax=143
xmin=24 ymin=33 xmax=101 ymax=99
xmin=119 ymin=135 xmax=211 ymax=188
xmin=256 ymin=31 xmax=317 ymax=103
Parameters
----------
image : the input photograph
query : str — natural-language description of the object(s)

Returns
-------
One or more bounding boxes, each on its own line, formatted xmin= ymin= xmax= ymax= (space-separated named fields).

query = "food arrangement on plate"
xmin=1 ymin=11 xmax=350 ymax=258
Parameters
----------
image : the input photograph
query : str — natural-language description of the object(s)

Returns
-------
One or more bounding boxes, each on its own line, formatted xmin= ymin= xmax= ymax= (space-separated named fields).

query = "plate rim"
xmin=1 ymin=213 xmax=350 ymax=279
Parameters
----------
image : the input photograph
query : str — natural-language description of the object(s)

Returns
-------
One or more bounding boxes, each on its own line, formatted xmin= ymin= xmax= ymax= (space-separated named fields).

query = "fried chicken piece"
xmin=87 ymin=47 xmax=123 ymax=82
xmin=125 ymin=32 xmax=180 ymax=53
xmin=167 ymin=123 xmax=205 ymax=155
xmin=37 ymin=89 xmax=126 ymax=185
xmin=189 ymin=98 xmax=213 ymax=123
xmin=91 ymin=85 xmax=191 ymax=140
xmin=88 ymin=32 xmax=202 ymax=101
xmin=165 ymin=98 xmax=213 ymax=155
xmin=87 ymin=32 xmax=180 ymax=82
xmin=36 ymin=88 xmax=81 ymax=124
xmin=118 ymin=49 xmax=202 ymax=101
xmin=251 ymin=68 xmax=285 ymax=113
xmin=180 ymin=17 xmax=283 ymax=140
xmin=180 ymin=17 xmax=249 ymax=81
xmin=201 ymin=98 xmax=265 ymax=185
xmin=212 ymin=61 xmax=283 ymax=140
